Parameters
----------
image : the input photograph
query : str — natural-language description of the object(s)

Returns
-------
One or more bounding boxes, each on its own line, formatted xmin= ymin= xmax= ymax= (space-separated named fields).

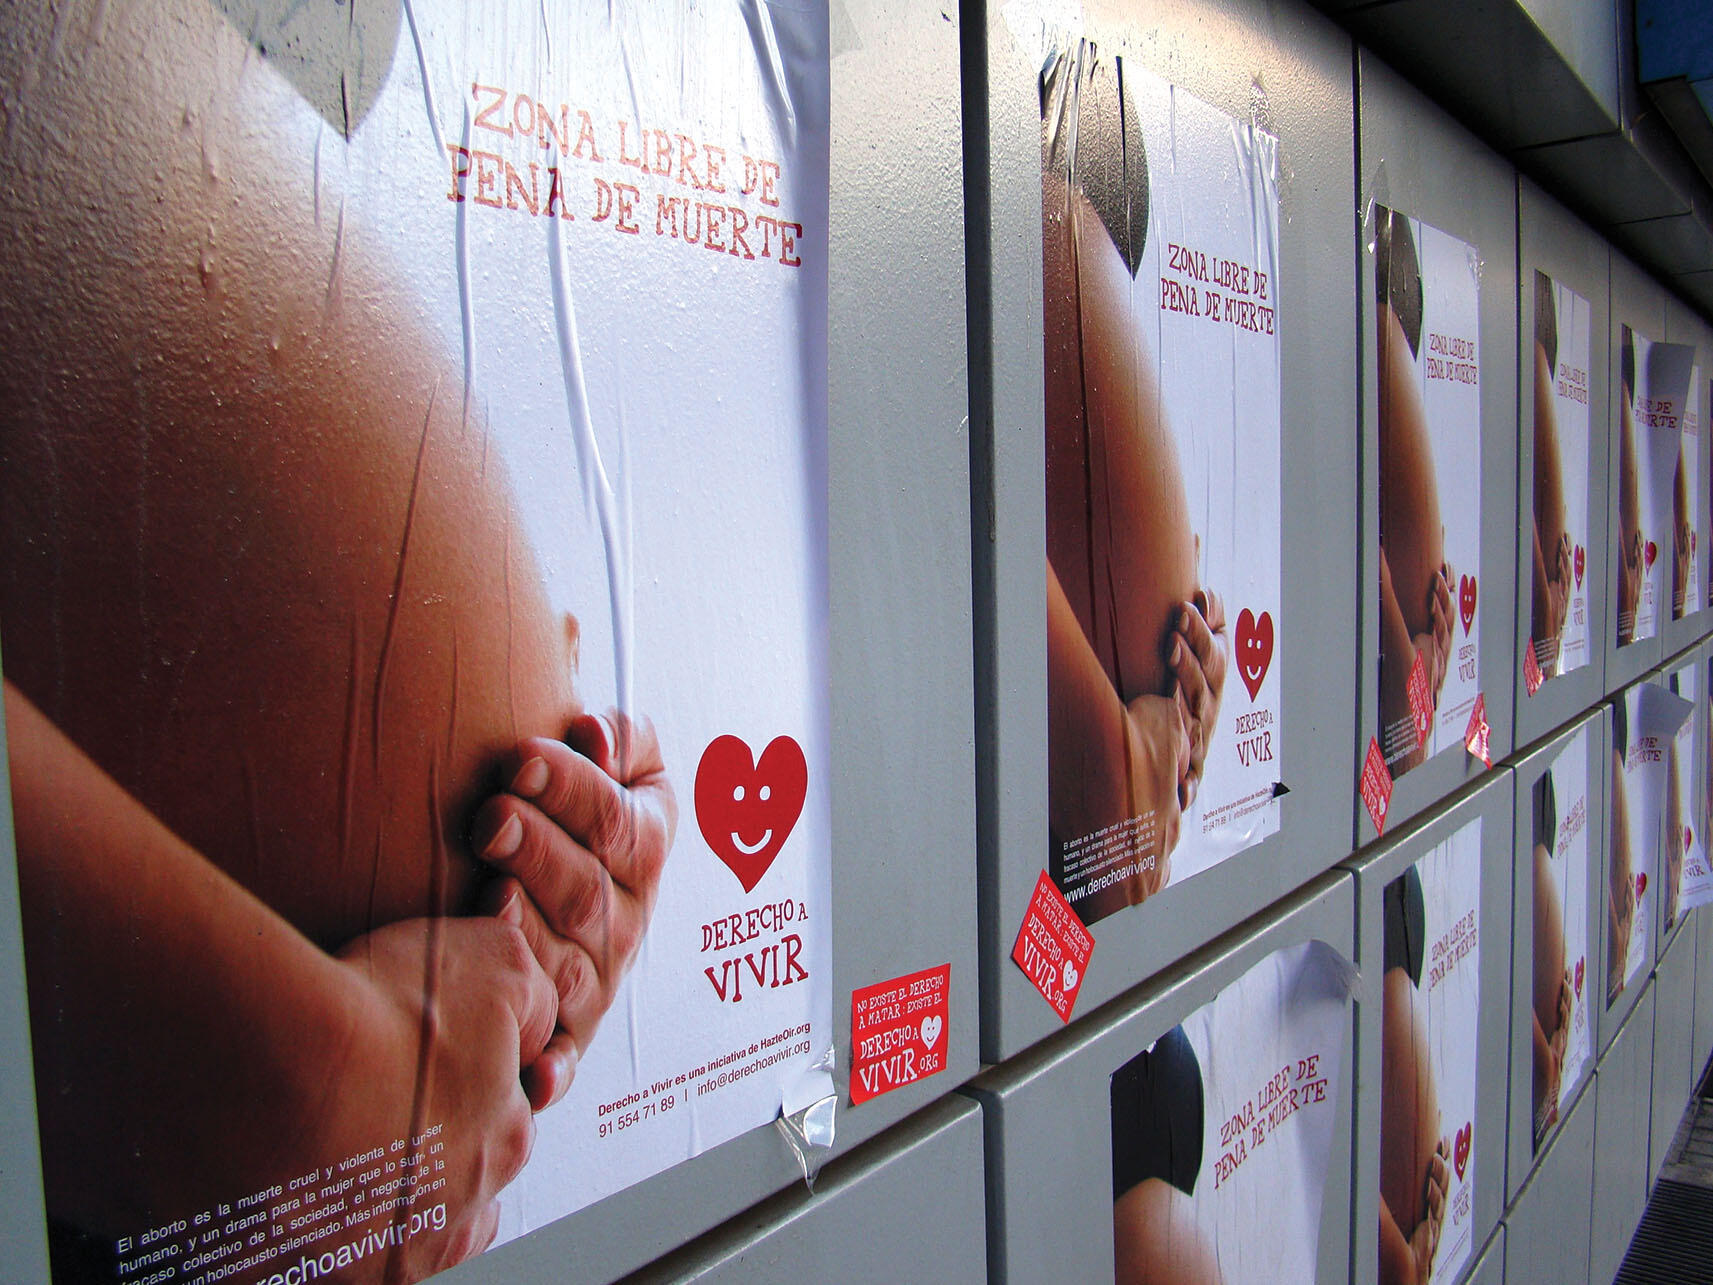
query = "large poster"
xmin=1615 ymin=326 xmax=1695 ymax=645
xmin=1529 ymin=273 xmax=1593 ymax=680
xmin=0 ymin=1 xmax=831 ymax=1281
xmin=1608 ymin=683 xmax=1693 ymax=1004
xmin=1379 ymin=820 xmax=1482 ymax=1285
xmin=1042 ymin=42 xmax=1282 ymax=924
xmin=1110 ymin=941 xmax=1352 ymax=1284
xmin=1530 ymin=730 xmax=1592 ymax=1150
xmin=1375 ymin=208 xmax=1483 ymax=777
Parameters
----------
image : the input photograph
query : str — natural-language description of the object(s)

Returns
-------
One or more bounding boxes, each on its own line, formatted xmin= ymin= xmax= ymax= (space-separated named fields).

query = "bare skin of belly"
xmin=0 ymin=0 xmax=578 ymax=951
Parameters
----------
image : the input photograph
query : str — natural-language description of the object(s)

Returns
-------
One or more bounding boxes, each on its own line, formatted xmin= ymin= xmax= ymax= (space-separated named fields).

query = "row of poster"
xmin=3 ymin=4 xmax=1713 ymax=1283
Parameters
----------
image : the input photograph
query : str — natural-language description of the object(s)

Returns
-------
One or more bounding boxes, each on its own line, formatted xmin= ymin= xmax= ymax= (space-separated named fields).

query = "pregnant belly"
xmin=1379 ymin=968 xmax=1439 ymax=1236
xmin=1045 ymin=186 xmax=1196 ymax=703
xmin=1378 ymin=307 xmax=1445 ymax=641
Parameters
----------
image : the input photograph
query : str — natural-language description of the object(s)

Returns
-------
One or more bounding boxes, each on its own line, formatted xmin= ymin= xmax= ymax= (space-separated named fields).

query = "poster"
xmin=1110 ymin=941 xmax=1352 ymax=1284
xmin=1529 ymin=729 xmax=1592 ymax=1150
xmin=1378 ymin=819 xmax=1481 ymax=1285
xmin=1663 ymin=663 xmax=1701 ymax=931
xmin=1375 ymin=208 xmax=1483 ymax=777
xmin=1674 ymin=367 xmax=1702 ymax=619
xmin=1690 ymin=657 xmax=1713 ymax=912
xmin=1614 ymin=326 xmax=1695 ymax=645
xmin=1042 ymin=41 xmax=1282 ymax=925
xmin=1608 ymin=683 xmax=1693 ymax=1004
xmin=1529 ymin=273 xmax=1593 ymax=680
xmin=0 ymin=1 xmax=831 ymax=1280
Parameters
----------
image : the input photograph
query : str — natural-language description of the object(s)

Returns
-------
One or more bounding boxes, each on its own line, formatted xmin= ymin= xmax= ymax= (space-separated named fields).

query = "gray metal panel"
xmin=1339 ymin=0 xmax=1619 ymax=150
xmin=1466 ymin=1227 xmax=1506 ymax=1285
xmin=966 ymin=872 xmax=1356 ymax=1285
xmin=1346 ymin=768 xmax=1516 ymax=1285
xmin=1500 ymin=1081 xmax=1595 ymax=1285
xmin=1661 ymin=295 xmax=1712 ymax=655
xmin=1650 ymin=922 xmax=1697 ymax=1187
xmin=1602 ymin=254 xmax=1670 ymax=693
xmin=1589 ymin=985 xmax=1658 ymax=1285
xmin=1356 ymin=52 xmax=1520 ymax=844
xmin=434 ymin=4 xmax=983 ymax=1281
xmin=1514 ymin=180 xmax=1613 ymax=747
xmin=1505 ymin=708 xmax=1606 ymax=1203
xmin=970 ymin=0 xmax=1361 ymax=1062
xmin=624 ymin=1096 xmax=987 ymax=1285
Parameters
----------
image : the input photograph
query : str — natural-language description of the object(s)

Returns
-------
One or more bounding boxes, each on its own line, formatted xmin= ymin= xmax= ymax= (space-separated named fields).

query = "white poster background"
xmin=1541 ymin=728 xmax=1592 ymax=1133
xmin=1409 ymin=819 xmax=1483 ymax=1285
xmin=1132 ymin=72 xmax=1283 ymax=880
xmin=288 ymin=0 xmax=834 ymax=1237
xmin=1378 ymin=214 xmax=1482 ymax=771
xmin=1171 ymin=942 xmax=1353 ymax=1282
xmin=1540 ymin=276 xmax=1593 ymax=675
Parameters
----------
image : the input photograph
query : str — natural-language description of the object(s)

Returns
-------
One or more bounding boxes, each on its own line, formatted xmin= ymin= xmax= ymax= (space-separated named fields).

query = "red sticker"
xmin=1361 ymin=737 xmax=1393 ymax=836
xmin=1407 ymin=652 xmax=1433 ymax=748
xmin=1646 ymin=540 xmax=1658 ymax=570
xmin=1574 ymin=956 xmax=1584 ymax=999
xmin=1522 ymin=638 xmax=1544 ymax=697
xmin=849 ymin=964 xmax=950 ymax=1105
xmin=1011 ymin=870 xmax=1094 ymax=1023
xmin=1574 ymin=544 xmax=1585 ymax=589
xmin=1453 ymin=1120 xmax=1473 ymax=1180
xmin=1464 ymin=693 xmax=1491 ymax=767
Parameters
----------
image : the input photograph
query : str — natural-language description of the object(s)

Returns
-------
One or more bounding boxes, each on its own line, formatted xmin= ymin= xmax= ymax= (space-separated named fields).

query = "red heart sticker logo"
xmin=694 ymin=735 xmax=808 ymax=893
xmin=1574 ymin=957 xmax=1584 ymax=999
xmin=1637 ymin=871 xmax=1648 ymax=899
xmin=1688 ymin=826 xmax=1694 ymax=851
xmin=1454 ymin=1122 xmax=1473 ymax=1181
xmin=1646 ymin=540 xmax=1658 ymax=570
xmin=1458 ymin=574 xmax=1478 ymax=635
xmin=1574 ymin=545 xmax=1585 ymax=589
xmin=1234 ymin=608 xmax=1274 ymax=701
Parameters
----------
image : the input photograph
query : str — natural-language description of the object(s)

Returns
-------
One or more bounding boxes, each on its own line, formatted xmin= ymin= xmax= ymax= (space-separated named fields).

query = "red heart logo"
xmin=1688 ymin=826 xmax=1694 ymax=850
xmin=1637 ymin=871 xmax=1648 ymax=899
xmin=1234 ymin=608 xmax=1274 ymax=701
xmin=1646 ymin=540 xmax=1658 ymax=570
xmin=1453 ymin=1122 xmax=1473 ymax=1181
xmin=1574 ymin=957 xmax=1584 ymax=999
xmin=1574 ymin=545 xmax=1585 ymax=589
xmin=694 ymin=735 xmax=808 ymax=893
xmin=1458 ymin=574 xmax=1478 ymax=635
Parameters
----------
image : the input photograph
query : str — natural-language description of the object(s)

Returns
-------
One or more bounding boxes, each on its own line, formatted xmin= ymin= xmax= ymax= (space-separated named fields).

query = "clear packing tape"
xmin=774 ymin=1045 xmax=838 ymax=1190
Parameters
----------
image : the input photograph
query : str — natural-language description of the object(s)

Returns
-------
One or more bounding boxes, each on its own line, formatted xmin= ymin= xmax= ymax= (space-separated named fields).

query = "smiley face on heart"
xmin=1574 ymin=956 xmax=1584 ymax=999
xmin=1646 ymin=540 xmax=1658 ymax=571
xmin=1458 ymin=574 xmax=1478 ymax=635
xmin=920 ymin=1014 xmax=943 ymax=1050
xmin=1637 ymin=871 xmax=1648 ymax=900
xmin=1574 ymin=544 xmax=1585 ymax=589
xmin=694 ymin=734 xmax=808 ymax=893
xmin=1453 ymin=1122 xmax=1473 ymax=1181
xmin=1688 ymin=826 xmax=1695 ymax=851
xmin=1234 ymin=608 xmax=1274 ymax=702
xmin=1060 ymin=959 xmax=1080 ymax=993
